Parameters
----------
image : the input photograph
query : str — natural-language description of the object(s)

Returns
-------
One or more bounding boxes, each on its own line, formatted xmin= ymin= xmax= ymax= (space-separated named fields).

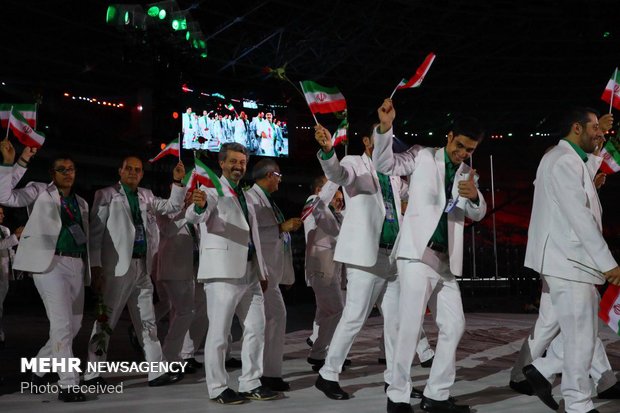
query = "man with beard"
xmin=187 ymin=143 xmax=279 ymax=404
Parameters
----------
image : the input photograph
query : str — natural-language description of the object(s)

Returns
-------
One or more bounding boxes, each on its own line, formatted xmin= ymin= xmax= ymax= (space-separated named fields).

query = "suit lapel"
xmin=435 ymin=148 xmax=447 ymax=205
xmin=362 ymin=153 xmax=380 ymax=190
xmin=252 ymin=183 xmax=277 ymax=223
xmin=115 ymin=182 xmax=132 ymax=219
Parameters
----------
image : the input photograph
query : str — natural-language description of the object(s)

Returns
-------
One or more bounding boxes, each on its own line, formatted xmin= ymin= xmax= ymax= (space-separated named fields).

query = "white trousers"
xmin=86 ymin=258 xmax=164 ymax=381
xmin=308 ymin=271 xmax=345 ymax=360
xmin=33 ymin=256 xmax=84 ymax=388
xmin=309 ymin=321 xmax=319 ymax=343
xmin=379 ymin=328 xmax=435 ymax=364
xmin=263 ymin=279 xmax=287 ymax=377
xmin=204 ymin=259 xmax=265 ymax=398
xmin=528 ymin=275 xmax=598 ymax=413
xmin=510 ymin=278 xmax=560 ymax=382
xmin=157 ymin=279 xmax=195 ymax=362
xmin=533 ymin=334 xmax=616 ymax=394
xmin=388 ymin=248 xmax=465 ymax=403
xmin=319 ymin=249 xmax=399 ymax=384
xmin=181 ymin=279 xmax=208 ymax=359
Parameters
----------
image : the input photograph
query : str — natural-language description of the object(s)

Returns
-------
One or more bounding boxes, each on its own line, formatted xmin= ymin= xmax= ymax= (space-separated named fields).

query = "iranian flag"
xmin=188 ymin=157 xmax=226 ymax=197
xmin=332 ymin=119 xmax=348 ymax=146
xmin=601 ymin=68 xmax=620 ymax=111
xmin=149 ymin=138 xmax=180 ymax=163
xmin=0 ymin=103 xmax=36 ymax=128
xmin=599 ymin=284 xmax=620 ymax=335
xmin=600 ymin=139 xmax=620 ymax=174
xmin=8 ymin=108 xmax=45 ymax=148
xmin=224 ymin=103 xmax=235 ymax=111
xmin=300 ymin=80 xmax=347 ymax=114
xmin=391 ymin=52 xmax=436 ymax=96
xmin=301 ymin=196 xmax=320 ymax=221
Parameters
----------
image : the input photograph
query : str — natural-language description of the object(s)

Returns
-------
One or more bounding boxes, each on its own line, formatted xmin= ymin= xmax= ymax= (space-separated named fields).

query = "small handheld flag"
xmin=390 ymin=52 xmax=436 ymax=98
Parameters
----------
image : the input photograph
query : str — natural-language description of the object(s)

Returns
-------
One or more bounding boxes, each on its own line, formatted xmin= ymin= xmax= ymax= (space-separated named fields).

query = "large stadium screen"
xmin=180 ymin=97 xmax=289 ymax=157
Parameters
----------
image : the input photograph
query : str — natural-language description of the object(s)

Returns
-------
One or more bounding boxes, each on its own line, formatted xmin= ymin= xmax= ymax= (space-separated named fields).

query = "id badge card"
xmin=384 ymin=201 xmax=396 ymax=222
xmin=444 ymin=197 xmax=458 ymax=213
xmin=134 ymin=224 xmax=146 ymax=244
xmin=68 ymin=223 xmax=87 ymax=246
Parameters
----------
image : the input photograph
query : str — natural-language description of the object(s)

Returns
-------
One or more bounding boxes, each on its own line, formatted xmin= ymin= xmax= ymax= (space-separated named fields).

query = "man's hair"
xmin=218 ymin=142 xmax=249 ymax=162
xmin=49 ymin=155 xmax=76 ymax=174
xmin=451 ymin=117 xmax=485 ymax=142
xmin=311 ymin=175 xmax=327 ymax=192
xmin=119 ymin=155 xmax=144 ymax=168
xmin=559 ymin=107 xmax=600 ymax=137
xmin=252 ymin=159 xmax=279 ymax=180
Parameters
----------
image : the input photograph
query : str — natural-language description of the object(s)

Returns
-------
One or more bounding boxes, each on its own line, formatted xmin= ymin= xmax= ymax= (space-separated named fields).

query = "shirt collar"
xmin=443 ymin=149 xmax=458 ymax=172
xmin=258 ymin=184 xmax=272 ymax=198
xmin=562 ymin=139 xmax=588 ymax=163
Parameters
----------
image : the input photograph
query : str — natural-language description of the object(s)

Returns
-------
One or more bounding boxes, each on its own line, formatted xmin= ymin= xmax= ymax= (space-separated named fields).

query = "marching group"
xmin=0 ymin=98 xmax=619 ymax=413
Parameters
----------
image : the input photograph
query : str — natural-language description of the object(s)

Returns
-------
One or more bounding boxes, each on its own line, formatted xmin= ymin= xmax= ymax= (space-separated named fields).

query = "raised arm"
xmin=149 ymin=161 xmax=187 ymax=215
xmin=0 ymin=141 xmax=43 ymax=207
xmin=372 ymin=99 xmax=417 ymax=176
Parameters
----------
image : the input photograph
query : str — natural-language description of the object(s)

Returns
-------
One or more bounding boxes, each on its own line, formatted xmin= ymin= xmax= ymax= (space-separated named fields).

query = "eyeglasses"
xmin=54 ymin=167 xmax=76 ymax=174
xmin=272 ymin=171 xmax=282 ymax=180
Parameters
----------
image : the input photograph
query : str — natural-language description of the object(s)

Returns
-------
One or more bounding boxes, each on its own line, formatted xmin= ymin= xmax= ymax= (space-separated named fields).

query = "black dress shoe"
xmin=82 ymin=376 xmax=108 ymax=386
xmin=586 ymin=410 xmax=599 ymax=413
xmin=420 ymin=396 xmax=470 ymax=413
xmin=31 ymin=372 xmax=60 ymax=385
xmin=315 ymin=375 xmax=349 ymax=400
xmin=379 ymin=358 xmax=387 ymax=365
xmin=522 ymin=364 xmax=558 ymax=410
xmin=509 ymin=380 xmax=534 ymax=396
xmin=211 ymin=388 xmax=247 ymax=405
xmin=0 ymin=338 xmax=5 ymax=350
xmin=261 ymin=376 xmax=291 ymax=391
xmin=306 ymin=337 xmax=314 ymax=347
xmin=598 ymin=381 xmax=620 ymax=399
xmin=420 ymin=357 xmax=434 ymax=368
xmin=387 ymin=398 xmax=413 ymax=413
xmin=343 ymin=358 xmax=352 ymax=366
xmin=148 ymin=372 xmax=183 ymax=387
xmin=239 ymin=385 xmax=280 ymax=400
xmin=225 ymin=357 xmax=242 ymax=369
xmin=184 ymin=357 xmax=203 ymax=369
xmin=58 ymin=388 xmax=86 ymax=402
xmin=411 ymin=386 xmax=424 ymax=399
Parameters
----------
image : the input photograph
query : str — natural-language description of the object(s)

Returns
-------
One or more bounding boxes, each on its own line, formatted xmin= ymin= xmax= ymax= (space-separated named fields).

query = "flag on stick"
xmin=600 ymin=138 xmax=620 ymax=174
xmin=189 ymin=156 xmax=225 ymax=197
xmin=0 ymin=103 xmax=36 ymax=128
xmin=599 ymin=284 xmax=620 ymax=335
xmin=300 ymin=80 xmax=347 ymax=115
xmin=601 ymin=68 xmax=620 ymax=113
xmin=301 ymin=196 xmax=320 ymax=221
xmin=224 ymin=103 xmax=235 ymax=111
xmin=148 ymin=138 xmax=180 ymax=163
xmin=390 ymin=52 xmax=436 ymax=98
xmin=332 ymin=119 xmax=348 ymax=147
xmin=8 ymin=108 xmax=45 ymax=148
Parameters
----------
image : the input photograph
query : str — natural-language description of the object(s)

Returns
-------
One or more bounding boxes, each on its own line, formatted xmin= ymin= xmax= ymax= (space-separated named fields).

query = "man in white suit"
xmin=312 ymin=123 xmax=405 ymax=401
xmin=520 ymin=107 xmax=620 ymax=413
xmin=0 ymin=206 xmax=22 ymax=349
xmin=186 ymin=143 xmax=279 ymax=405
xmin=85 ymin=156 xmax=186 ymax=387
xmin=0 ymin=143 xmax=90 ymax=402
xmin=154 ymin=191 xmax=201 ymax=368
xmin=246 ymin=159 xmax=302 ymax=392
xmin=303 ymin=176 xmax=345 ymax=366
xmin=373 ymin=99 xmax=486 ymax=413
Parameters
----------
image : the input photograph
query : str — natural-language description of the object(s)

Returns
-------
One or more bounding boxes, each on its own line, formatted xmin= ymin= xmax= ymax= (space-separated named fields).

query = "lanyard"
xmin=60 ymin=197 xmax=78 ymax=222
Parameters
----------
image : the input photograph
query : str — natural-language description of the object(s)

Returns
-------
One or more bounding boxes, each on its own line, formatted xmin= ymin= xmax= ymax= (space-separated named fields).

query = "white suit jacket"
xmin=156 ymin=207 xmax=197 ymax=281
xmin=0 ymin=225 xmax=17 ymax=280
xmin=246 ymin=184 xmax=295 ymax=285
xmin=89 ymin=183 xmax=186 ymax=277
xmin=303 ymin=181 xmax=342 ymax=285
xmin=0 ymin=165 xmax=91 ymax=284
xmin=318 ymin=151 xmax=406 ymax=267
xmin=372 ymin=128 xmax=487 ymax=276
xmin=185 ymin=176 xmax=269 ymax=281
xmin=524 ymin=140 xmax=616 ymax=284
